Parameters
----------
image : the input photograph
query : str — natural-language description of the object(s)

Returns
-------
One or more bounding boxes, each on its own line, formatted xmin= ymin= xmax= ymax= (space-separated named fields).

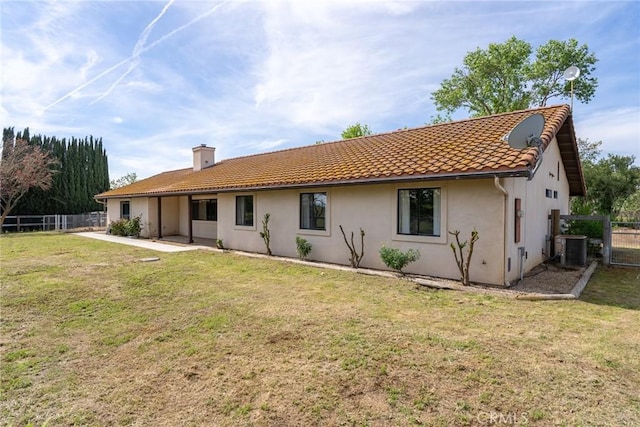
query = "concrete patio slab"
xmin=75 ymin=232 xmax=214 ymax=253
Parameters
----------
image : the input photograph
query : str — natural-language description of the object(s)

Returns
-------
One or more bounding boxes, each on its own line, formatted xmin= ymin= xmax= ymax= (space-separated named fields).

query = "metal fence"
xmin=1 ymin=212 xmax=107 ymax=232
xmin=611 ymin=222 xmax=640 ymax=267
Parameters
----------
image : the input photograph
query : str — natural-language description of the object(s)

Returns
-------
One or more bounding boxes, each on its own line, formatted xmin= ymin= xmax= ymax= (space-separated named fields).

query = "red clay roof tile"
xmin=97 ymin=105 xmax=584 ymax=198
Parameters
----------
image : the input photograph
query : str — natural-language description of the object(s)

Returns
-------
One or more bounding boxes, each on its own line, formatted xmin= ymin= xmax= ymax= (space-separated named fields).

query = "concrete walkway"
xmin=75 ymin=232 xmax=214 ymax=253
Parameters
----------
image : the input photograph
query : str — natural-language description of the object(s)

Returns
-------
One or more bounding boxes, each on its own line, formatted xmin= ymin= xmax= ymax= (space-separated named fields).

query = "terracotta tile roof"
xmin=97 ymin=104 xmax=585 ymax=199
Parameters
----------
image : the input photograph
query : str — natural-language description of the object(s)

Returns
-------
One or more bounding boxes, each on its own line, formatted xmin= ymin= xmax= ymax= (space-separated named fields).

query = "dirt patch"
xmin=509 ymin=262 xmax=587 ymax=294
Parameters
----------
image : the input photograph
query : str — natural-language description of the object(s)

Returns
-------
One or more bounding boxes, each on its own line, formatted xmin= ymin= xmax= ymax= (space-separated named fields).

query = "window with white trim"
xmin=235 ymin=195 xmax=253 ymax=226
xmin=397 ymin=188 xmax=441 ymax=236
xmin=300 ymin=192 xmax=326 ymax=230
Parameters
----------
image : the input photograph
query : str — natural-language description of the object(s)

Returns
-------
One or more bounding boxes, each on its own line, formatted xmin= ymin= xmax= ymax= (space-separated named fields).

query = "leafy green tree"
xmin=619 ymin=190 xmax=640 ymax=221
xmin=576 ymin=138 xmax=602 ymax=164
xmin=428 ymin=113 xmax=452 ymax=125
xmin=341 ymin=123 xmax=372 ymax=139
xmin=587 ymin=155 xmax=639 ymax=218
xmin=431 ymin=36 xmax=598 ymax=117
xmin=571 ymin=138 xmax=640 ymax=219
xmin=110 ymin=172 xmax=138 ymax=189
xmin=528 ymin=39 xmax=598 ymax=107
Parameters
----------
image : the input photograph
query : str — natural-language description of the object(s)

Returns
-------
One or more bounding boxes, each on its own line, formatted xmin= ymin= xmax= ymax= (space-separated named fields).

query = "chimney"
xmin=192 ymin=144 xmax=215 ymax=171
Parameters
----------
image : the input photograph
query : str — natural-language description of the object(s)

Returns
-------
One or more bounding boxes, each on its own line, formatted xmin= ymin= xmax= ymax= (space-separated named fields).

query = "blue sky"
xmin=1 ymin=0 xmax=639 ymax=180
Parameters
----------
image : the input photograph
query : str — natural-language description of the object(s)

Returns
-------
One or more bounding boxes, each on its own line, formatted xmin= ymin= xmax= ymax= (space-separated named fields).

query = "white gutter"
xmin=494 ymin=177 xmax=510 ymax=286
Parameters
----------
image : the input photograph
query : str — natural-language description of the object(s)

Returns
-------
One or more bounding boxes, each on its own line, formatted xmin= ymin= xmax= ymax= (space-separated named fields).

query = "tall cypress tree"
xmin=3 ymin=127 xmax=110 ymax=215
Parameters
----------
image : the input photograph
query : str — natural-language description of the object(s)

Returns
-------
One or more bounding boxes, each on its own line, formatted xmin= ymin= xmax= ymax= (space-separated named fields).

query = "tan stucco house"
xmin=96 ymin=105 xmax=584 ymax=286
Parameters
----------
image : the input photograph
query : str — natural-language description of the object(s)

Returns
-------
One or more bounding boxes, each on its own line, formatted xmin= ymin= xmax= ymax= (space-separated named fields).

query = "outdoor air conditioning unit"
xmin=555 ymin=235 xmax=587 ymax=266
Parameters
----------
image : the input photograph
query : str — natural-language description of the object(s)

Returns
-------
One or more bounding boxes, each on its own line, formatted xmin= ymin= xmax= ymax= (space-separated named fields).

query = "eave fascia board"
xmin=94 ymin=169 xmax=530 ymax=200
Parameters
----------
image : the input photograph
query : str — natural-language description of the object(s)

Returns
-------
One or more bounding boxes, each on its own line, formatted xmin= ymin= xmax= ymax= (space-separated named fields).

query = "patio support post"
xmin=188 ymin=195 xmax=194 ymax=243
xmin=157 ymin=197 xmax=163 ymax=239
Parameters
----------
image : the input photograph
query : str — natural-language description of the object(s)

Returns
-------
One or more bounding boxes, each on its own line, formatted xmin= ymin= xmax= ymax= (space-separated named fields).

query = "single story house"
xmin=95 ymin=104 xmax=584 ymax=286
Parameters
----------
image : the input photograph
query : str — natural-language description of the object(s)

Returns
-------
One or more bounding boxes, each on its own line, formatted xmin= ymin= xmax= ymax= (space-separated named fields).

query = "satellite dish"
xmin=563 ymin=66 xmax=580 ymax=81
xmin=564 ymin=66 xmax=581 ymax=111
xmin=506 ymin=114 xmax=545 ymax=150
xmin=505 ymin=114 xmax=546 ymax=180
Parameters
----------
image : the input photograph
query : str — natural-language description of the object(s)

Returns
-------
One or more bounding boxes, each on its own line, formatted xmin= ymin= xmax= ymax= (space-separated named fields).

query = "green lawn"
xmin=1 ymin=233 xmax=639 ymax=426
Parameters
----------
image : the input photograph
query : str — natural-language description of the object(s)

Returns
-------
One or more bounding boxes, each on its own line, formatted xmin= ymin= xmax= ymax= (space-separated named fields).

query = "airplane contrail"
xmin=43 ymin=0 xmax=229 ymax=111
xmin=90 ymin=0 xmax=176 ymax=105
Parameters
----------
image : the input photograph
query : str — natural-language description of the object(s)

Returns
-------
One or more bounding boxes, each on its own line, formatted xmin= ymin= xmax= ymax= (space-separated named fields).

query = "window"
xmin=398 ymin=188 xmax=441 ymax=236
xmin=120 ymin=201 xmax=130 ymax=220
xmin=235 ymin=195 xmax=253 ymax=226
xmin=191 ymin=199 xmax=217 ymax=221
xmin=300 ymin=192 xmax=327 ymax=230
xmin=545 ymin=189 xmax=553 ymax=198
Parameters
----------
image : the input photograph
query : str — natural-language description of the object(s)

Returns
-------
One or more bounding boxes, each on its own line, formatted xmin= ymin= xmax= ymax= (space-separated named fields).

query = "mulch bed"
xmin=509 ymin=262 xmax=587 ymax=294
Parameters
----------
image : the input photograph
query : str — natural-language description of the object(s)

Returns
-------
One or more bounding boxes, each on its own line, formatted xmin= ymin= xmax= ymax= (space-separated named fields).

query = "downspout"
xmin=494 ymin=177 xmax=510 ymax=287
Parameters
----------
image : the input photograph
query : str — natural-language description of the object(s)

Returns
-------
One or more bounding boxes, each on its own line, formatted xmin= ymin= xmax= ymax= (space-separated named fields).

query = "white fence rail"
xmin=1 ymin=212 xmax=107 ymax=232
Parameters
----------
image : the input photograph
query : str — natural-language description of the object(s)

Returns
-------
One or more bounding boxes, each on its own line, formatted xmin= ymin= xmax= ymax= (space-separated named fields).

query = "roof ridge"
xmin=215 ymin=104 xmax=571 ymax=165
xmin=97 ymin=104 xmax=582 ymax=199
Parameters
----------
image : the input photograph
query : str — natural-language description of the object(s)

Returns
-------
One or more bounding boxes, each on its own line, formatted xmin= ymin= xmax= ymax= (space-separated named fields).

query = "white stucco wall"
xmin=105 ymin=199 xmax=121 ymax=225
xmin=178 ymin=196 xmax=189 ymax=237
xmin=503 ymin=137 xmax=571 ymax=283
xmin=161 ymin=196 xmax=180 ymax=236
xmin=217 ymin=179 xmax=506 ymax=285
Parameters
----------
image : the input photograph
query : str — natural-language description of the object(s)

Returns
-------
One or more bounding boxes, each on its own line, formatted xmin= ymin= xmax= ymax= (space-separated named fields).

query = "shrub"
xmin=566 ymin=220 xmax=603 ymax=239
xmin=109 ymin=219 xmax=127 ymax=236
xmin=109 ymin=215 xmax=141 ymax=237
xmin=124 ymin=216 xmax=141 ymax=237
xmin=295 ymin=236 xmax=312 ymax=260
xmin=379 ymin=246 xmax=420 ymax=275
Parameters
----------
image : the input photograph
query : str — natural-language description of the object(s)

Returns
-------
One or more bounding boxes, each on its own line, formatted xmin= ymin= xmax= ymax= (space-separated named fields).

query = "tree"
xmin=341 ymin=123 xmax=372 ymax=139
xmin=0 ymin=138 xmax=58 ymax=226
xmin=576 ymin=138 xmax=602 ymax=164
xmin=110 ymin=172 xmax=138 ymax=189
xmin=619 ymin=189 xmax=640 ymax=221
xmin=586 ymin=155 xmax=639 ymax=218
xmin=571 ymin=138 xmax=640 ymax=219
xmin=2 ymin=127 xmax=110 ymax=214
xmin=431 ymin=36 xmax=598 ymax=117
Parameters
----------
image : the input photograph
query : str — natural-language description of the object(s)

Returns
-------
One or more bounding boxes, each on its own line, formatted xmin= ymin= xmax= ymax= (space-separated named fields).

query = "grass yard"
xmin=1 ymin=233 xmax=639 ymax=426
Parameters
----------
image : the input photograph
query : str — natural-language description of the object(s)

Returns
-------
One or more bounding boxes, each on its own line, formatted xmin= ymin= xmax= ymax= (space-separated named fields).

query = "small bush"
xmin=379 ymin=246 xmax=420 ymax=275
xmin=295 ymin=236 xmax=312 ymax=260
xmin=109 ymin=216 xmax=141 ymax=237
xmin=566 ymin=220 xmax=603 ymax=239
xmin=125 ymin=216 xmax=141 ymax=237
xmin=109 ymin=219 xmax=127 ymax=236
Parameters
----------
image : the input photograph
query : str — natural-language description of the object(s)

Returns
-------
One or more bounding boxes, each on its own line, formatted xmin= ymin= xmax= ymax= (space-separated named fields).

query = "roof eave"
xmin=95 ymin=168 xmax=531 ymax=199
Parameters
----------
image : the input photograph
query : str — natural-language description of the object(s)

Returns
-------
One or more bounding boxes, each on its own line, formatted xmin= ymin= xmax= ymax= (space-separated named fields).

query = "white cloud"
xmin=576 ymin=108 xmax=640 ymax=161
xmin=1 ymin=0 xmax=638 ymax=180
